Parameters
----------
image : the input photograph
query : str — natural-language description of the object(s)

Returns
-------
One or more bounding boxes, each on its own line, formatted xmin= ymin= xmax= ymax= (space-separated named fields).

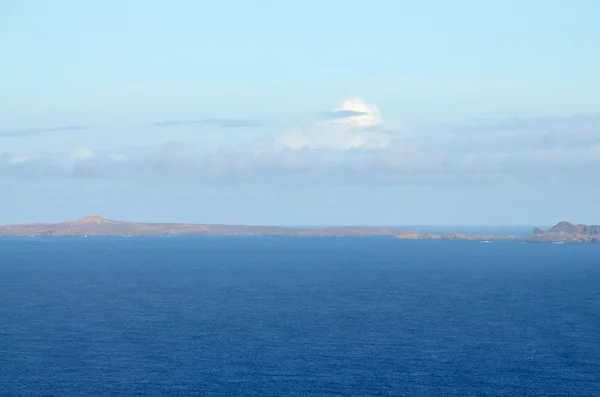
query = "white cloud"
xmin=8 ymin=155 xmax=31 ymax=165
xmin=70 ymin=147 xmax=96 ymax=161
xmin=327 ymin=96 xmax=384 ymax=129
xmin=107 ymin=153 xmax=127 ymax=163
xmin=276 ymin=97 xmax=397 ymax=151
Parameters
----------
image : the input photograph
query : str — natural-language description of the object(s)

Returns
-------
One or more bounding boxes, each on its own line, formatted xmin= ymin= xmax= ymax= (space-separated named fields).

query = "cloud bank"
xmin=2 ymin=98 xmax=600 ymax=186
xmin=151 ymin=118 xmax=264 ymax=128
xmin=0 ymin=125 xmax=87 ymax=138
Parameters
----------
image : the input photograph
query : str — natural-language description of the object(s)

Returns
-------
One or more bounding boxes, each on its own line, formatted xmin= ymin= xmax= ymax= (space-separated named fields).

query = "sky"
xmin=2 ymin=0 xmax=600 ymax=226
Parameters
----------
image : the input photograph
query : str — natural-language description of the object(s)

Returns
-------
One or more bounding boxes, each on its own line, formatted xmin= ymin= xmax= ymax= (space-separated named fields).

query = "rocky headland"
xmin=527 ymin=221 xmax=600 ymax=243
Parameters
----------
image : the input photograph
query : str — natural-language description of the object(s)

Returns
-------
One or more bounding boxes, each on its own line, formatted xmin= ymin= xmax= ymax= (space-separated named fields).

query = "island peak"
xmin=528 ymin=221 xmax=600 ymax=243
xmin=73 ymin=215 xmax=111 ymax=224
xmin=547 ymin=221 xmax=579 ymax=234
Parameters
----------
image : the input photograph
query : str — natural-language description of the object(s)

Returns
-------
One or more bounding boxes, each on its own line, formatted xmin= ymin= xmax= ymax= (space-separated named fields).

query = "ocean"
xmin=1 ymin=236 xmax=599 ymax=396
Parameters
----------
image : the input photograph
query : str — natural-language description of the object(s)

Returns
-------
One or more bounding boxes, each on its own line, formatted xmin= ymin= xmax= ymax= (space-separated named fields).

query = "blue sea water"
xmin=1 ymin=236 xmax=599 ymax=396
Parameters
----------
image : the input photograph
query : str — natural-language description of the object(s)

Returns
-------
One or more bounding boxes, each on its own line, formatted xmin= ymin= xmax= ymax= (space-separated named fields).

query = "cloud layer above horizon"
xmin=2 ymin=97 xmax=600 ymax=186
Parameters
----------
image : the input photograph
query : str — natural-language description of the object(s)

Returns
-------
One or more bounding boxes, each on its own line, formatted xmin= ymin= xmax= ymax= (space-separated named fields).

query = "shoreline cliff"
xmin=527 ymin=221 xmax=600 ymax=243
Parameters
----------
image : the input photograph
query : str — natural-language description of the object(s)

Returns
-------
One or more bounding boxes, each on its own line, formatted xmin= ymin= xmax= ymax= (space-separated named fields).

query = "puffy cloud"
xmin=326 ymin=96 xmax=384 ymax=129
xmin=70 ymin=147 xmax=96 ymax=161
xmin=107 ymin=153 xmax=127 ymax=163
xmin=6 ymin=154 xmax=31 ymax=165
xmin=276 ymin=126 xmax=393 ymax=151
xmin=276 ymin=97 xmax=397 ymax=151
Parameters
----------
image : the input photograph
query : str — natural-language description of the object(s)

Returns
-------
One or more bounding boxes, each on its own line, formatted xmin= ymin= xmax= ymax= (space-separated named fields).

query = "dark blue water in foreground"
xmin=1 ymin=237 xmax=599 ymax=396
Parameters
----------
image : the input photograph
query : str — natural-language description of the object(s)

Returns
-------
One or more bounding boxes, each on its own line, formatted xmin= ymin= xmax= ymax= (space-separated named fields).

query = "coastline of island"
xmin=395 ymin=231 xmax=521 ymax=241
xmin=0 ymin=216 xmax=597 ymax=243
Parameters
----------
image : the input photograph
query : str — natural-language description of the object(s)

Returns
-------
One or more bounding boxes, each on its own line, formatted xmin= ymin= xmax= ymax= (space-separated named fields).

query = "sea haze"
xmin=1 ymin=237 xmax=599 ymax=396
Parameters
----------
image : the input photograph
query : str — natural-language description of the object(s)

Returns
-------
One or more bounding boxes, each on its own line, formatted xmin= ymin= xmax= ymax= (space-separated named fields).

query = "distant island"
xmin=528 ymin=221 xmax=600 ymax=243
xmin=0 ymin=215 xmax=400 ymax=237
xmin=395 ymin=231 xmax=520 ymax=241
xmin=397 ymin=221 xmax=600 ymax=243
xmin=0 ymin=216 xmax=597 ymax=243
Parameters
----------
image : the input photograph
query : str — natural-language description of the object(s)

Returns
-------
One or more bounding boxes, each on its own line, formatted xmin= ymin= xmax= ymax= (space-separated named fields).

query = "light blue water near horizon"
xmin=1 ymin=237 xmax=599 ymax=396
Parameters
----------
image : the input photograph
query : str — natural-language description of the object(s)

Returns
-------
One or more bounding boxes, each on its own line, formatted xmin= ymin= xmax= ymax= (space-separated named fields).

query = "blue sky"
xmin=1 ymin=0 xmax=600 ymax=225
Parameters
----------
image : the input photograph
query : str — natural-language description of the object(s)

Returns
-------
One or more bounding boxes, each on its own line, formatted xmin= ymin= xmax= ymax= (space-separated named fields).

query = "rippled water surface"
xmin=1 ymin=237 xmax=599 ymax=396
